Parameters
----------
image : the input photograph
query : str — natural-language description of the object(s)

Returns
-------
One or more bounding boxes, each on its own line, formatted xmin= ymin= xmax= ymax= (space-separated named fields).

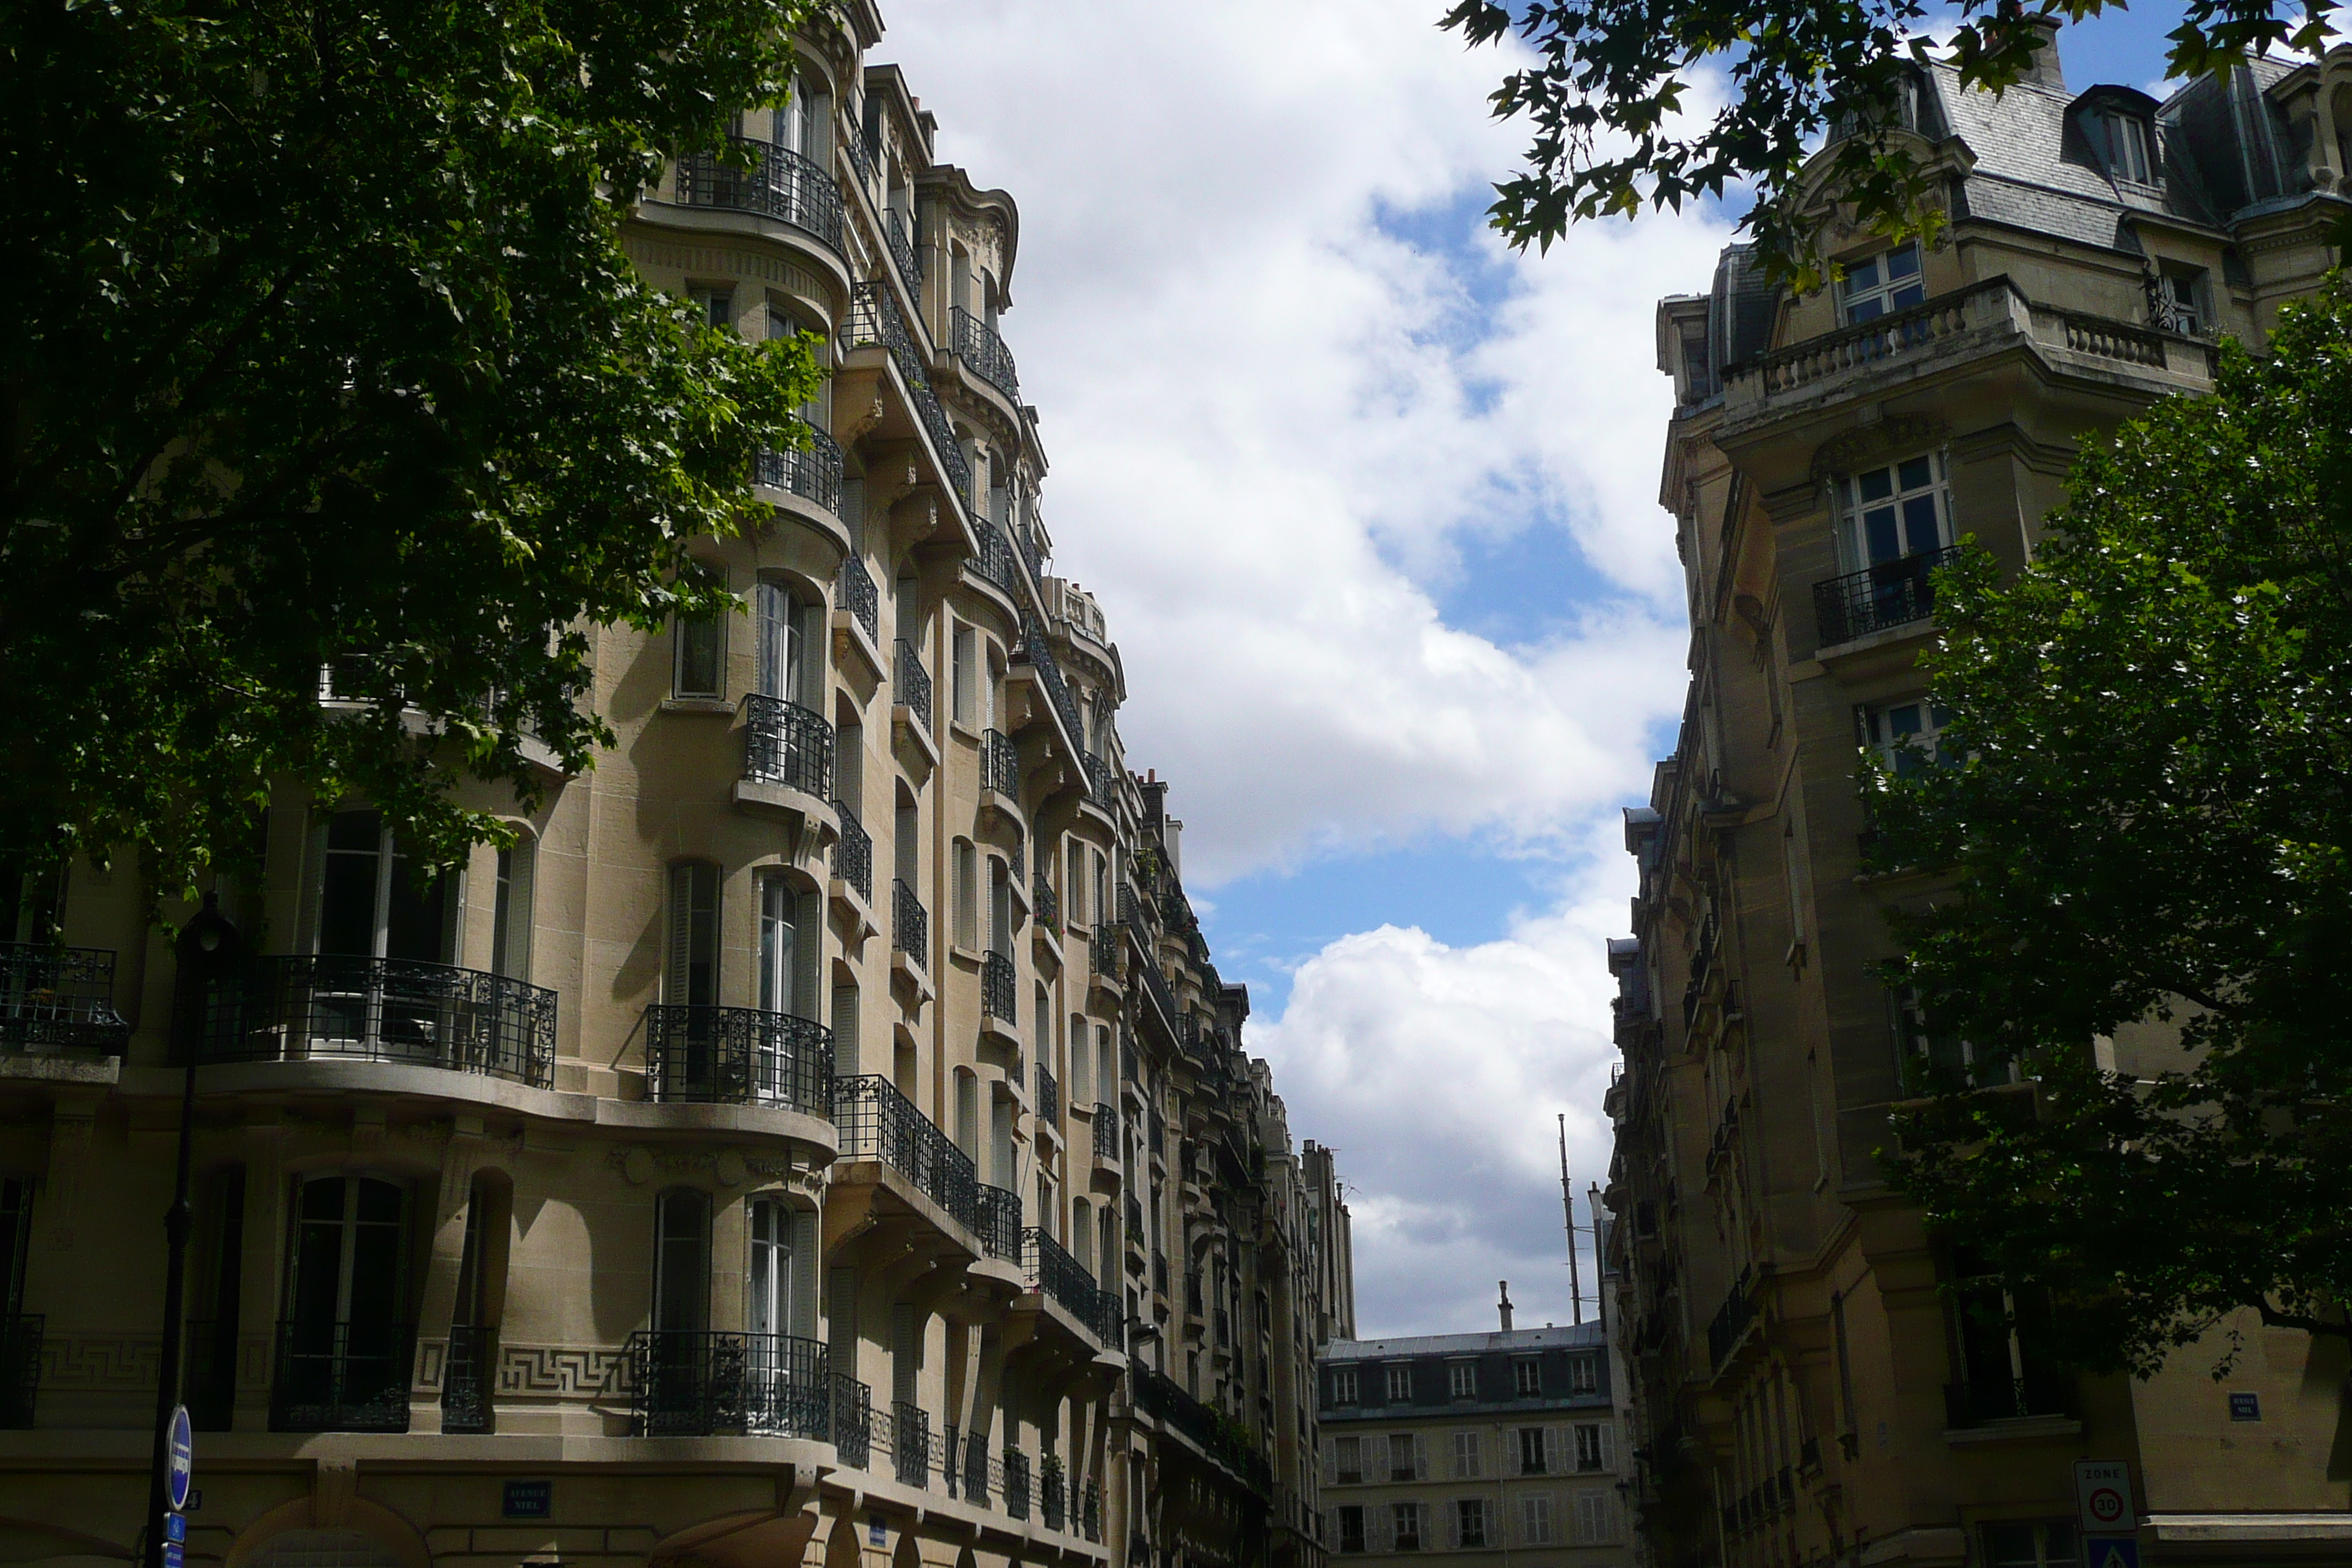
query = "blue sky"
xmin=885 ymin=0 xmax=2212 ymax=1335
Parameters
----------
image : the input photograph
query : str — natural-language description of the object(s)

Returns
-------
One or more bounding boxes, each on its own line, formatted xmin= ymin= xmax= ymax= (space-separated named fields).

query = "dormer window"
xmin=2100 ymin=110 xmax=2155 ymax=184
xmin=1839 ymin=243 xmax=1924 ymax=324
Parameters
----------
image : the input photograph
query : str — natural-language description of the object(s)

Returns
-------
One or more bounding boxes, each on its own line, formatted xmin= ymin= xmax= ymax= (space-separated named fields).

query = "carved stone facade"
xmin=0 ymin=5 xmax=1352 ymax=1565
xmin=1608 ymin=34 xmax=2352 ymax=1568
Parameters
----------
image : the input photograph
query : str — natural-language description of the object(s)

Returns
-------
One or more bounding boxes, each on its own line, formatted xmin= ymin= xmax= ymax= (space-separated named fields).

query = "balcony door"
xmin=756 ymin=582 xmax=816 ymax=710
xmin=281 ymin=1174 xmax=410 ymax=1430
xmin=758 ymin=878 xmax=821 ymax=1101
xmin=747 ymin=1196 xmax=796 ymax=1430
xmin=646 ymin=1188 xmax=711 ymax=1431
xmin=313 ymin=810 xmax=454 ymax=1060
xmin=1839 ymin=454 xmax=1949 ymax=570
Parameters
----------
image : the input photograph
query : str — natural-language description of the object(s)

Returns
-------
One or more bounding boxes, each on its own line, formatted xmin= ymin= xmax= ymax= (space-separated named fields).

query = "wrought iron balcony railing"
xmin=834 ymin=1375 xmax=872 ymax=1466
xmin=835 ymin=1074 xmax=977 ymax=1229
xmin=1016 ymin=611 xmax=1085 ymax=750
xmin=953 ymin=1422 xmax=991 ymax=1503
xmin=893 ymin=878 xmax=927 ymax=962
xmin=0 ymin=942 xmax=129 ymax=1053
xmin=185 ymin=956 xmax=556 ymax=1087
xmin=742 ymin=693 xmax=835 ymax=797
xmin=1083 ymin=753 xmax=1117 ymax=812
xmin=1036 ymin=1062 xmax=1059 ymax=1127
xmin=840 ymin=283 xmax=968 ymax=500
xmin=1081 ymin=1480 xmax=1102 ymax=1542
xmin=981 ymin=728 xmax=1020 ymax=799
xmin=0 ymin=1316 xmax=40 ymax=1429
xmin=1034 ymin=880 xmax=1059 ymax=932
xmin=1025 ymin=1228 xmax=1119 ymax=1345
xmin=755 ymin=421 xmax=844 ymax=516
xmin=627 ymin=1330 xmax=830 ymax=1439
xmin=894 ymin=638 xmax=933 ymax=731
xmin=672 ymin=137 xmax=845 ymax=252
xmin=1131 ymin=1363 xmax=1273 ymax=1496
xmin=272 ymin=1319 xmax=413 ymax=1432
xmin=885 ymin=208 xmax=921 ymax=302
xmin=834 ymin=804 xmax=873 ymax=903
xmin=1091 ymin=924 xmax=1122 ymax=984
xmin=1003 ymin=1447 xmax=1032 ymax=1521
xmin=1137 ymin=953 xmax=1181 ymax=1039
xmin=892 ymin=1400 xmax=933 ymax=1486
xmin=1093 ymin=1102 xmax=1119 ymax=1160
xmin=1707 ymin=1269 xmax=1758 ymax=1371
xmin=444 ymin=1324 xmax=494 ymax=1433
xmin=973 ymin=521 xmax=1022 ymax=595
xmin=1812 ymin=544 xmax=1961 ymax=647
xmin=1126 ymin=1194 xmax=1145 ymax=1240
xmin=1041 ymin=1459 xmax=1066 ymax=1531
xmin=951 ymin=306 xmax=1022 ymax=403
xmin=976 ymin=1182 xmax=1023 ymax=1261
xmin=837 ymin=552 xmax=879 ymax=643
xmin=643 ymin=1005 xmax=834 ymax=1117
xmin=981 ymin=950 xmax=1016 ymax=1022
xmin=842 ymin=121 xmax=876 ymax=191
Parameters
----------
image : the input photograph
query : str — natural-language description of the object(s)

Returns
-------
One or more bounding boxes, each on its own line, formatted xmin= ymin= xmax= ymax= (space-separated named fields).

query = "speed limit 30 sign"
xmin=2075 ymin=1460 xmax=2132 ymax=1535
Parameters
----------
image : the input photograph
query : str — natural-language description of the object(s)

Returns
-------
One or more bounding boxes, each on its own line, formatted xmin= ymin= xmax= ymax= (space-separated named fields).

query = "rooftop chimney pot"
xmin=1499 ymin=1281 xmax=1514 ymax=1333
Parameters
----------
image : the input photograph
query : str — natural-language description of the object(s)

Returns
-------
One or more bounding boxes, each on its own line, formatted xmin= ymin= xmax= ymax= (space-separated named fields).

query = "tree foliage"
xmin=1867 ymin=279 xmax=2352 ymax=1374
xmin=0 ymin=0 xmax=825 ymax=900
xmin=1439 ymin=0 xmax=2335 ymax=283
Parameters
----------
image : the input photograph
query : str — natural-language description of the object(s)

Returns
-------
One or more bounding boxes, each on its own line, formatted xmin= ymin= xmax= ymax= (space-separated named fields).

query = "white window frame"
xmin=1838 ymin=241 xmax=1925 ymax=324
xmin=1448 ymin=1361 xmax=1477 ymax=1400
xmin=2103 ymin=111 xmax=2155 ymax=184
xmin=1837 ymin=451 xmax=1952 ymax=570
xmin=1865 ymin=698 xmax=1957 ymax=775
xmin=1386 ymin=1364 xmax=1412 ymax=1403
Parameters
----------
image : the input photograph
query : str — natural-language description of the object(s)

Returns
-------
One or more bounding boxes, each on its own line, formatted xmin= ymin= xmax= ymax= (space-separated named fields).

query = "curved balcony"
xmin=981 ymin=728 xmax=1021 ymax=800
xmin=893 ymin=878 xmax=928 ymax=960
xmin=641 ymin=1003 xmax=834 ymax=1118
xmin=837 ymin=553 xmax=879 ymax=644
xmin=835 ymin=1073 xmax=977 ymax=1228
xmin=186 ymin=955 xmax=556 ymax=1088
xmin=951 ymin=306 xmax=1022 ymax=404
xmin=885 ymin=208 xmax=921 ymax=303
xmin=972 ymin=522 xmax=1022 ymax=597
xmin=742 ymin=693 xmax=835 ymax=798
xmin=976 ymin=1182 xmax=1023 ymax=1261
xmin=894 ymin=638 xmax=934 ymax=732
xmin=1092 ymin=1103 xmax=1120 ymax=1161
xmin=625 ymin=1330 xmax=831 ymax=1439
xmin=1036 ymin=1062 xmax=1059 ymax=1127
xmin=981 ymin=950 xmax=1017 ymax=1022
xmin=755 ymin=421 xmax=844 ymax=516
xmin=272 ymin=1319 xmax=414 ymax=1432
xmin=840 ymin=283 xmax=969 ymax=501
xmin=1024 ymin=1227 xmax=1120 ymax=1347
xmin=670 ymin=137 xmax=844 ymax=254
xmin=833 ymin=805 xmax=873 ymax=904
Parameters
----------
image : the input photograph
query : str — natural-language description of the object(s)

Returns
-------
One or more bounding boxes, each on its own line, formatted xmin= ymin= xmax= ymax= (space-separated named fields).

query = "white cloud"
xmin=1250 ymin=826 xmax=1635 ymax=1335
xmin=883 ymin=0 xmax=1725 ymax=884
xmin=878 ymin=0 xmax=1721 ymax=1332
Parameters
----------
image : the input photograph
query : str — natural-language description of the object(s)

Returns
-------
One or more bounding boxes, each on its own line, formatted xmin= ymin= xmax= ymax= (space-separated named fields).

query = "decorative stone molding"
xmin=1809 ymin=414 xmax=1952 ymax=480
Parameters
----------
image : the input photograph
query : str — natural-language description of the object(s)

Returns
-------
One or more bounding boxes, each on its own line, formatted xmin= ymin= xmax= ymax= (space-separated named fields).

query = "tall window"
xmin=951 ymin=624 xmax=979 ymax=728
xmin=281 ymin=1175 xmax=409 ymax=1425
xmin=1334 ymin=1433 xmax=1364 ymax=1482
xmin=2099 ymin=111 xmax=2155 ymax=184
xmin=0 ymin=1177 xmax=32 ymax=1318
xmin=1454 ymin=1499 xmax=1487 ymax=1549
xmin=2154 ymin=265 xmax=2208 ymax=335
xmin=1839 ymin=242 xmax=1924 ymax=323
xmin=674 ymin=613 xmax=724 ymax=699
xmin=1331 ymin=1367 xmax=1358 ymax=1406
xmin=1866 ymin=698 xmax=1957 ymax=774
xmin=1573 ymin=1490 xmax=1616 ymax=1545
xmin=491 ymin=838 xmax=535 ymax=981
xmin=1387 ymin=1431 xmax=1418 ymax=1481
xmin=1451 ymin=1429 xmax=1482 ymax=1478
xmin=1568 ymin=1352 xmax=1599 ymax=1393
xmin=1385 ymin=1364 xmax=1412 ymax=1402
xmin=759 ymin=875 xmax=818 ymax=1019
xmin=1514 ymin=1359 xmax=1541 ymax=1397
xmin=1518 ymin=1426 xmax=1549 ymax=1475
xmin=1839 ymin=453 xmax=1950 ymax=568
xmin=1951 ymin=1252 xmax=2065 ymax=1421
xmin=666 ymin=863 xmax=720 ymax=1008
xmin=951 ymin=840 xmax=978 ymax=950
xmin=1068 ymin=840 xmax=1088 ymax=924
xmin=1337 ymin=1506 xmax=1366 ymax=1553
xmin=315 ymin=810 xmax=451 ymax=964
xmin=1448 ymin=1362 xmax=1477 ymax=1399
xmin=757 ymin=581 xmax=820 ymax=709
xmin=653 ymin=1188 xmax=711 ymax=1334
xmin=746 ymin=1197 xmax=792 ymax=1338
xmin=1391 ymin=1503 xmax=1423 ymax=1552
xmin=1575 ymin=1422 xmax=1610 ymax=1471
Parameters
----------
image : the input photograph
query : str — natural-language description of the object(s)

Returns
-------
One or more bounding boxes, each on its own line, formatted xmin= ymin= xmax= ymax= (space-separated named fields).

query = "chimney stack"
xmin=1498 ymin=1281 xmax=1514 ymax=1333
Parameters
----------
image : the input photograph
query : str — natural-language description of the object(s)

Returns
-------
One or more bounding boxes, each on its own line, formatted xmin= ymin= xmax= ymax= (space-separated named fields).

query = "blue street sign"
xmin=2085 ymin=1537 xmax=2140 ymax=1568
xmin=162 ymin=1544 xmax=183 ymax=1568
xmin=502 ymin=1480 xmax=552 ymax=1519
xmin=164 ymin=1515 xmax=186 ymax=1543
xmin=166 ymin=1405 xmax=194 ymax=1512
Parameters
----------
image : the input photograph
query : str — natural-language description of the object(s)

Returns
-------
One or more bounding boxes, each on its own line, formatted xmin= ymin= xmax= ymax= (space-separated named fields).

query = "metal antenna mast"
xmin=1559 ymin=1113 xmax=1583 ymax=1324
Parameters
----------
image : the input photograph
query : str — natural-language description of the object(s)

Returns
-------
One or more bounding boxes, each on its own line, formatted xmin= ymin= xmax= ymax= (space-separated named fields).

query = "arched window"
xmin=491 ymin=833 xmax=535 ymax=981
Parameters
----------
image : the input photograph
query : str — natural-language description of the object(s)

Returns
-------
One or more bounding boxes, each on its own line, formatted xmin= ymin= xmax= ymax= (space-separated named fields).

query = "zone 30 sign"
xmin=2074 ymin=1460 xmax=2131 ymax=1535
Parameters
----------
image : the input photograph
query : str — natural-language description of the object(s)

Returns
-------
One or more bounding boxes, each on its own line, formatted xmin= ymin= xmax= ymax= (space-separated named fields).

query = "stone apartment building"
xmin=0 ymin=5 xmax=1352 ymax=1566
xmin=1316 ymin=1311 xmax=1632 ymax=1568
xmin=1602 ymin=31 xmax=2352 ymax=1568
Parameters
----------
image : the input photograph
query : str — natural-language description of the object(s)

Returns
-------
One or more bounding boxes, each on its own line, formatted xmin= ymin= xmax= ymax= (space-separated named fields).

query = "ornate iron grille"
xmin=1015 ymin=611 xmax=1085 ymax=748
xmin=443 ymin=1324 xmax=495 ymax=1433
xmin=271 ymin=1319 xmax=414 ymax=1432
xmin=1812 ymin=544 xmax=1961 ymax=647
xmin=975 ymin=1183 xmax=1023 ymax=1261
xmin=893 ymin=638 xmax=933 ymax=730
xmin=950 ymin=306 xmax=1023 ymax=402
xmin=981 ymin=951 xmax=1016 ymax=1022
xmin=196 ymin=957 xmax=556 ymax=1086
xmin=742 ymin=693 xmax=836 ymax=796
xmin=1093 ymin=1103 xmax=1119 ymax=1160
xmin=0 ymin=943 xmax=128 ymax=1052
xmin=1036 ymin=1062 xmax=1059 ymax=1127
xmin=981 ymin=728 xmax=1020 ymax=799
xmin=626 ymin=1330 xmax=831 ymax=1438
xmin=672 ymin=137 xmax=845 ymax=252
xmin=833 ymin=1375 xmax=872 ymax=1466
xmin=755 ymin=421 xmax=844 ymax=515
xmin=837 ymin=553 xmax=879 ymax=643
xmin=1003 ymin=1447 xmax=1032 ymax=1520
xmin=892 ymin=878 xmax=927 ymax=960
xmin=834 ymin=806 xmax=873 ymax=903
xmin=840 ymin=283 xmax=968 ymax=499
xmin=643 ymin=1005 xmax=834 ymax=1117
xmin=892 ymin=1400 xmax=932 ymax=1486
xmin=834 ymin=1074 xmax=978 ymax=1228
xmin=885 ymin=208 xmax=921 ymax=301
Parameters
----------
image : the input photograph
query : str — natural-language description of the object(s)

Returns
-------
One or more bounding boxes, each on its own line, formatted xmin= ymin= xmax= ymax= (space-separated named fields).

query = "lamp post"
xmin=146 ymin=894 xmax=241 ymax=1566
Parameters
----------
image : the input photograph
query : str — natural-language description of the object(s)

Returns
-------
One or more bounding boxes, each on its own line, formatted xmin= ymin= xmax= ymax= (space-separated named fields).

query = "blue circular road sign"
xmin=167 ymin=1404 xmax=193 ymax=1511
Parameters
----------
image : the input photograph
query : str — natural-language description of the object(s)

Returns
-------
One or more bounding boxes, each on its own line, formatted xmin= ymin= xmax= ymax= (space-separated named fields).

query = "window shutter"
xmin=1446 ymin=1503 xmax=1460 ymax=1550
xmin=1544 ymin=1425 xmax=1567 ymax=1475
xmin=666 ymin=864 xmax=694 ymax=1003
xmin=1368 ymin=1506 xmax=1390 ymax=1552
xmin=1322 ymin=1439 xmax=1337 ymax=1486
xmin=832 ymin=984 xmax=859 ymax=1077
xmin=796 ymin=889 xmax=823 ymax=1017
xmin=792 ymin=1205 xmax=820 ymax=1338
xmin=1414 ymin=1433 xmax=1429 ymax=1480
xmin=1598 ymin=1422 xmax=1614 ymax=1471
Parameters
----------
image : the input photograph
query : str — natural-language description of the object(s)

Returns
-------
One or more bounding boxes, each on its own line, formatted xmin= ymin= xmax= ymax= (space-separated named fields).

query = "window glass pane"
xmin=1886 ymin=244 xmax=1921 ymax=279
xmin=1848 ymin=295 xmax=1885 ymax=323
xmin=1847 ymin=257 xmax=1882 ymax=292
xmin=1863 ymin=505 xmax=1902 ymax=562
xmin=1858 ymin=468 xmax=1895 ymax=502
xmin=1892 ymin=280 xmax=1926 ymax=309
xmin=1897 ymin=456 xmax=1933 ymax=490
xmin=1902 ymin=494 xmax=1942 ymax=553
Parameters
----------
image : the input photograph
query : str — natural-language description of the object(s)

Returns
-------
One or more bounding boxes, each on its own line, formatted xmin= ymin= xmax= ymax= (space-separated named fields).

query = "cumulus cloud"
xmin=879 ymin=0 xmax=1721 ymax=1332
